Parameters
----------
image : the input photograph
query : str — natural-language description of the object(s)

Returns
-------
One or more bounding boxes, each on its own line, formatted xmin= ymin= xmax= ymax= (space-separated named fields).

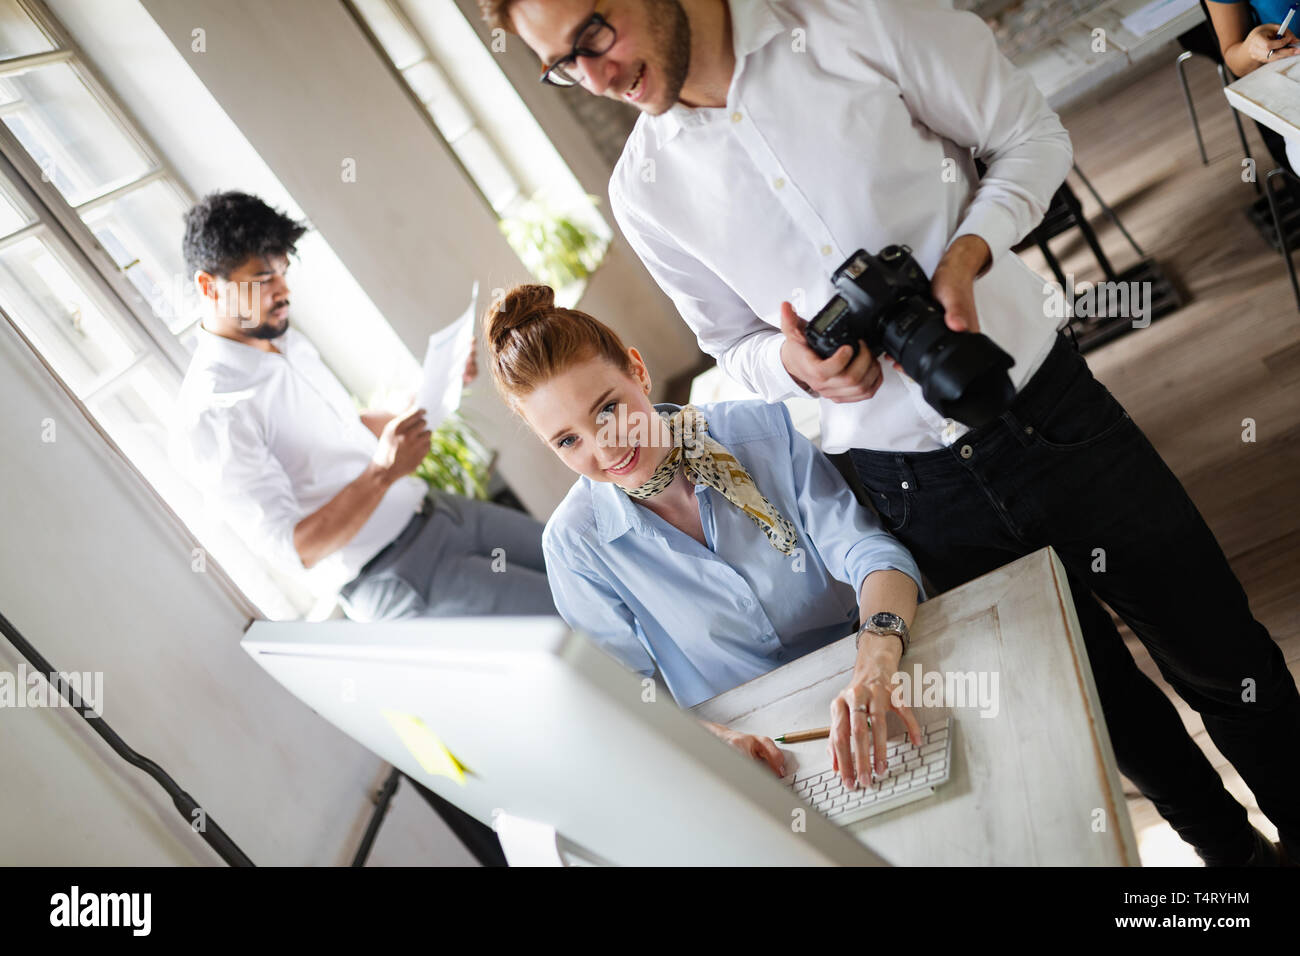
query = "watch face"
xmin=870 ymin=612 xmax=902 ymax=629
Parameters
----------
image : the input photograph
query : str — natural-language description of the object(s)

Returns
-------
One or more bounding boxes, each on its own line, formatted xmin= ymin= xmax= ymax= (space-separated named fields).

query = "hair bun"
xmin=486 ymin=283 xmax=556 ymax=353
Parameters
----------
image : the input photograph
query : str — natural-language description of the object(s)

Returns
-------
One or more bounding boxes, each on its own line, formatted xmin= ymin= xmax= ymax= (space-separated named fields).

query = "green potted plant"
xmin=499 ymin=190 xmax=609 ymax=290
xmin=358 ymin=390 xmax=492 ymax=501
xmin=415 ymin=410 xmax=491 ymax=500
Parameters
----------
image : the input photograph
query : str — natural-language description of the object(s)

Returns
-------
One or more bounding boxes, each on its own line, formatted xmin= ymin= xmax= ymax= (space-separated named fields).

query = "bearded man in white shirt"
xmin=172 ymin=191 xmax=556 ymax=623
xmin=485 ymin=0 xmax=1300 ymax=866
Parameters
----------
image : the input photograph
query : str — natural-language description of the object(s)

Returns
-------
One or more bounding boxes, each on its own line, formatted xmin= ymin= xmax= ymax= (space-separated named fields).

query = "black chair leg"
xmin=1072 ymin=164 xmax=1145 ymax=259
xmin=1264 ymin=166 xmax=1300 ymax=313
xmin=352 ymin=767 xmax=510 ymax=866
xmin=1178 ymin=51 xmax=1209 ymax=165
xmin=1218 ymin=63 xmax=1263 ymax=195
xmin=403 ymin=774 xmax=510 ymax=867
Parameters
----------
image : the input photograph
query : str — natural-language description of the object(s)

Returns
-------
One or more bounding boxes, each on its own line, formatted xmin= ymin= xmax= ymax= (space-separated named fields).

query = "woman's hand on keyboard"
xmin=829 ymin=673 xmax=923 ymax=791
xmin=698 ymin=720 xmax=786 ymax=777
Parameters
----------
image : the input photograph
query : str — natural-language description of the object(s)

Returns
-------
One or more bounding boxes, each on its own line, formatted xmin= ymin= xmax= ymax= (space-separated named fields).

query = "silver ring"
xmin=852 ymin=705 xmax=869 ymax=713
xmin=1267 ymin=48 xmax=1275 ymax=59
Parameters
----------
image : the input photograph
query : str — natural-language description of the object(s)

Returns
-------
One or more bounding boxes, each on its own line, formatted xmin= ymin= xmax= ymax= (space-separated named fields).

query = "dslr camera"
xmin=805 ymin=245 xmax=1015 ymax=428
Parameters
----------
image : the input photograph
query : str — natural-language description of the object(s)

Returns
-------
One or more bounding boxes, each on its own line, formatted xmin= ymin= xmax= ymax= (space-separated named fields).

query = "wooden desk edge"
xmin=1044 ymin=547 xmax=1142 ymax=866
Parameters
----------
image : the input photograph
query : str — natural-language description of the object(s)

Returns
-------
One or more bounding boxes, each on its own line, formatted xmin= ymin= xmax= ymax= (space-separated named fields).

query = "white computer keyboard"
xmin=781 ymin=716 xmax=953 ymax=826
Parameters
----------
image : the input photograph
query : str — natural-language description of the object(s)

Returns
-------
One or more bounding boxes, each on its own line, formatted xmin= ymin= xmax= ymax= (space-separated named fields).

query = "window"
xmin=348 ymin=0 xmax=612 ymax=304
xmin=0 ymin=0 xmax=319 ymax=619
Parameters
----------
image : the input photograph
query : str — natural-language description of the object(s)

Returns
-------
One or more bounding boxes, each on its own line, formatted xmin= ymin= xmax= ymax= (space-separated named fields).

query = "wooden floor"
xmin=1022 ymin=52 xmax=1299 ymax=866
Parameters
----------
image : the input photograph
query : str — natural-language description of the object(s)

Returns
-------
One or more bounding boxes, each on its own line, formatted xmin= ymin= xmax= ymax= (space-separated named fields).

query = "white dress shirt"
xmin=171 ymin=325 xmax=425 ymax=591
xmin=608 ymin=0 xmax=1075 ymax=454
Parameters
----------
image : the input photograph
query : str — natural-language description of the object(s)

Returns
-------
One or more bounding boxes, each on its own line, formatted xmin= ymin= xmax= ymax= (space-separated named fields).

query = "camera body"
xmin=805 ymin=245 xmax=1015 ymax=428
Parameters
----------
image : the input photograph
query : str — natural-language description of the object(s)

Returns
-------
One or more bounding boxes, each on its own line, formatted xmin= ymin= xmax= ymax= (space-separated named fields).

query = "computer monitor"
xmin=242 ymin=616 xmax=887 ymax=866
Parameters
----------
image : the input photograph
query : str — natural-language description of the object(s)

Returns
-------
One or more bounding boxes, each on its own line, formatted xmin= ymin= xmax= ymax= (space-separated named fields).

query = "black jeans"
xmin=848 ymin=331 xmax=1299 ymax=864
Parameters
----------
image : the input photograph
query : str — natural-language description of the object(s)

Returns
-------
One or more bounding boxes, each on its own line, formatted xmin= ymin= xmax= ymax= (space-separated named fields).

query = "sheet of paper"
xmin=415 ymin=281 xmax=478 ymax=431
xmin=493 ymin=812 xmax=566 ymax=866
xmin=1119 ymin=0 xmax=1197 ymax=38
xmin=380 ymin=709 xmax=468 ymax=785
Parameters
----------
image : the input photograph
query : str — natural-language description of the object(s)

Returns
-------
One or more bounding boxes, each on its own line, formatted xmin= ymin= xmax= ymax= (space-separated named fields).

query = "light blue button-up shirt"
xmin=542 ymin=400 xmax=926 ymax=707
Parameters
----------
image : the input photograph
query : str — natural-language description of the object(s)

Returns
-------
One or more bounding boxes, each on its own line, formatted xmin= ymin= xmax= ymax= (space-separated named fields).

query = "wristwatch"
xmin=855 ymin=611 xmax=910 ymax=655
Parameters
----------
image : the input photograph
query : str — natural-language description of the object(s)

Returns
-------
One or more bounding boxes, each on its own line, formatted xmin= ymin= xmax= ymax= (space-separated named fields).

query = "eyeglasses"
xmin=539 ymin=11 xmax=616 ymax=87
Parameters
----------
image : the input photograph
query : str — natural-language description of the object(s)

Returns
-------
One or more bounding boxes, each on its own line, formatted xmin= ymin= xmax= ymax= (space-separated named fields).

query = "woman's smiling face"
xmin=517 ymin=346 xmax=674 ymax=489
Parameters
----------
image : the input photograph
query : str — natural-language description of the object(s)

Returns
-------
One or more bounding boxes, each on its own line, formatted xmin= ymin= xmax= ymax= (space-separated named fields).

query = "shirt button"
xmin=960 ymin=444 xmax=973 ymax=459
xmin=820 ymin=244 xmax=832 ymax=256
xmin=773 ymin=177 xmax=785 ymax=190
xmin=901 ymin=480 xmax=910 ymax=490
xmin=730 ymin=111 xmax=743 ymax=123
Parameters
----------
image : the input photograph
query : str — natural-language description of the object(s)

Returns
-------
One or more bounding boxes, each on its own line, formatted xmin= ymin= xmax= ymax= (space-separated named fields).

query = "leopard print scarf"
xmin=622 ymin=405 xmax=799 ymax=555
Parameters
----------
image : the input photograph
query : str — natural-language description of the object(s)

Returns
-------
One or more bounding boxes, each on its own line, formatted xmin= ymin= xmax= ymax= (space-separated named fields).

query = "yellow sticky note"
xmin=380 ymin=709 xmax=468 ymax=786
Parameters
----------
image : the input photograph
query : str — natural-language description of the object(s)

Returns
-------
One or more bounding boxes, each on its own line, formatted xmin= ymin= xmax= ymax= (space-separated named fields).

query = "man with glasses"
xmin=478 ymin=0 xmax=1300 ymax=867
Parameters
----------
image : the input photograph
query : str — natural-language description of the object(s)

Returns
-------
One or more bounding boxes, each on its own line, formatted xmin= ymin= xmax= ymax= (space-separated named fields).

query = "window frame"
xmin=0 ymin=0 xmax=296 ymax=621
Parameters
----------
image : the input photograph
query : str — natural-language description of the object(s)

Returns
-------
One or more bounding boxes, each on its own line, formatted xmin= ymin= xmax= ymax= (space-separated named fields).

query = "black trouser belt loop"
xmin=1000 ymin=406 xmax=1036 ymax=449
xmin=895 ymin=453 xmax=919 ymax=493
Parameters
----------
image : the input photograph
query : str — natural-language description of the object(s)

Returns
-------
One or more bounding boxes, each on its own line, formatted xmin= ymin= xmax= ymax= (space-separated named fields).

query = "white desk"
xmin=1224 ymin=54 xmax=1300 ymax=142
xmin=692 ymin=546 xmax=1141 ymax=866
xmin=1012 ymin=0 xmax=1205 ymax=111
xmin=1225 ymin=54 xmax=1300 ymax=311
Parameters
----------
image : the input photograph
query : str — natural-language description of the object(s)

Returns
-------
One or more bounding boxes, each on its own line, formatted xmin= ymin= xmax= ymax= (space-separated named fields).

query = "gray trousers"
xmin=337 ymin=490 xmax=556 ymax=621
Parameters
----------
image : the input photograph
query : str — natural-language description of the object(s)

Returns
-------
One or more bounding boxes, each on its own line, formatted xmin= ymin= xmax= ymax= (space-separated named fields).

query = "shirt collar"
xmin=591 ymin=401 xmax=690 ymax=542
xmin=191 ymin=324 xmax=293 ymax=380
xmin=647 ymin=0 xmax=784 ymax=150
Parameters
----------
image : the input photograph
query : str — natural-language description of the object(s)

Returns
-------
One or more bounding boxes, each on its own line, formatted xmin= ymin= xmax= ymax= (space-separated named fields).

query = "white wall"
xmin=0 ymin=319 xmax=474 ymax=864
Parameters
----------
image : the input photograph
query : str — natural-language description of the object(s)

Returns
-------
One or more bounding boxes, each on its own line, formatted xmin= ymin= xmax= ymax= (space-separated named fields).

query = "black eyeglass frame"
xmin=538 ymin=12 xmax=617 ymax=87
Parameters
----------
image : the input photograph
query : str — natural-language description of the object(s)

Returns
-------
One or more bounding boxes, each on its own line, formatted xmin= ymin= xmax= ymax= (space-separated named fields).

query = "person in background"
xmin=171 ymin=191 xmax=556 ymax=622
xmin=1206 ymin=0 xmax=1300 ymax=173
xmin=486 ymin=283 xmax=928 ymax=789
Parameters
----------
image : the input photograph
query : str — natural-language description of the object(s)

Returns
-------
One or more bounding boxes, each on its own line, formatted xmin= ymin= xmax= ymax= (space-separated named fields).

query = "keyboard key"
xmin=784 ymin=717 xmax=952 ymax=824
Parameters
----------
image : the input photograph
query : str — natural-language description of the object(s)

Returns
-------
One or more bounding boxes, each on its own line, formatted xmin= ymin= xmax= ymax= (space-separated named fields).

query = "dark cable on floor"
xmin=0 ymin=608 xmax=254 ymax=867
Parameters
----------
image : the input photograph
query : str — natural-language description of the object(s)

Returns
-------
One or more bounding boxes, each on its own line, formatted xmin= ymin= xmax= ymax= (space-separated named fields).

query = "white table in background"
xmin=1224 ymin=53 xmax=1300 ymax=143
xmin=1013 ymin=0 xmax=1206 ymax=110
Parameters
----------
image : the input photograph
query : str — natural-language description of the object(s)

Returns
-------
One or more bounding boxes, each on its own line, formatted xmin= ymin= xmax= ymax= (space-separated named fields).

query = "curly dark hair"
xmin=182 ymin=191 xmax=308 ymax=279
xmin=475 ymin=0 xmax=517 ymax=32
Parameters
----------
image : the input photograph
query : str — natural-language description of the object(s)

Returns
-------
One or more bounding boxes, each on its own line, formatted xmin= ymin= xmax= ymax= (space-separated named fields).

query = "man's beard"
xmin=244 ymin=308 xmax=289 ymax=340
xmin=645 ymin=0 xmax=691 ymax=114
